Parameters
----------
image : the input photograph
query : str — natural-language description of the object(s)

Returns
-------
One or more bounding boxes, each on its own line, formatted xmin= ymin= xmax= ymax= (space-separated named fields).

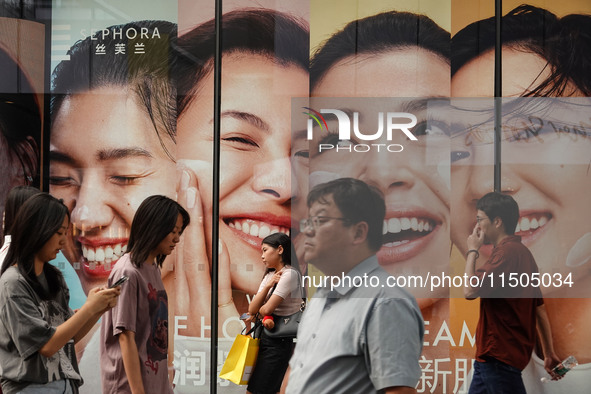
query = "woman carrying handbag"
xmin=245 ymin=233 xmax=302 ymax=394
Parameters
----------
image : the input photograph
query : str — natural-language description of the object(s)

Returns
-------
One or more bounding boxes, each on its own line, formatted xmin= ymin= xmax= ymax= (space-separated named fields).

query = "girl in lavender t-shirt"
xmin=100 ymin=196 xmax=190 ymax=394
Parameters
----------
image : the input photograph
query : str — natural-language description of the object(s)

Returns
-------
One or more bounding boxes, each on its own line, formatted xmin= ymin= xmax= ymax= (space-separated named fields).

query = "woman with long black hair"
xmin=0 ymin=193 xmax=119 ymax=394
xmin=246 ymin=233 xmax=302 ymax=394
xmin=100 ymin=195 xmax=190 ymax=394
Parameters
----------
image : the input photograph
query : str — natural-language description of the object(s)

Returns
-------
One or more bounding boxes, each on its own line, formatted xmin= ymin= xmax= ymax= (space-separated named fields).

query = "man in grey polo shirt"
xmin=285 ymin=178 xmax=424 ymax=394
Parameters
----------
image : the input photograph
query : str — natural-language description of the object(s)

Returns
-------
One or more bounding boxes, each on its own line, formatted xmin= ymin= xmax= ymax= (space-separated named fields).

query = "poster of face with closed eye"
xmin=49 ymin=1 xmax=178 ymax=392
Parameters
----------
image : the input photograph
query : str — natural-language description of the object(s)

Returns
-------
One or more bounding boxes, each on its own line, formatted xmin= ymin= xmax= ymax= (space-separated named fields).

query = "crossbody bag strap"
xmin=303 ymin=277 xmax=306 ymax=302
xmin=298 ymin=271 xmax=306 ymax=310
xmin=257 ymin=281 xmax=278 ymax=319
xmin=267 ymin=282 xmax=278 ymax=300
xmin=267 ymin=267 xmax=306 ymax=310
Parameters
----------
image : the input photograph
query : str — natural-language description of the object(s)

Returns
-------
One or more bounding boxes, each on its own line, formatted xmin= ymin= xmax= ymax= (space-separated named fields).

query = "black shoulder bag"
xmin=262 ymin=273 xmax=306 ymax=339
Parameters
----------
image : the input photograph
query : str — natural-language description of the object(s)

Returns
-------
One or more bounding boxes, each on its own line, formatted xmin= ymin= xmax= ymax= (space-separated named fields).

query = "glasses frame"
xmin=300 ymin=216 xmax=349 ymax=232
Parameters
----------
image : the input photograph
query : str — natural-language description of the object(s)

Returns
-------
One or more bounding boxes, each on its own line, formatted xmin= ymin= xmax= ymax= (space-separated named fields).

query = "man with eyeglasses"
xmin=285 ymin=178 xmax=424 ymax=394
xmin=463 ymin=192 xmax=561 ymax=394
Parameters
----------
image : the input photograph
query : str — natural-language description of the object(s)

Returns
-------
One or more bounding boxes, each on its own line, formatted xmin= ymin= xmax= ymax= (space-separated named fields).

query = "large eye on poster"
xmin=0 ymin=17 xmax=43 ymax=237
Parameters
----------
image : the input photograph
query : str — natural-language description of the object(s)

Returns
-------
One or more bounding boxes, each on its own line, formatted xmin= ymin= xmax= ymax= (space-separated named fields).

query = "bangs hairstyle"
xmin=127 ymin=195 xmax=190 ymax=268
xmin=176 ymin=8 xmax=309 ymax=116
xmin=1 ymin=193 xmax=69 ymax=300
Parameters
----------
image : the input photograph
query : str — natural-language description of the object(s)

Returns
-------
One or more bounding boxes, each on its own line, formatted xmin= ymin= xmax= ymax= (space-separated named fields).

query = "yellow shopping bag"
xmin=219 ymin=334 xmax=260 ymax=385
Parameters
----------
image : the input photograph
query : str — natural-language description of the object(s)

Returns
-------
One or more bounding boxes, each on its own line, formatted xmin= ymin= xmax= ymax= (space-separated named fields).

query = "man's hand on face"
xmin=467 ymin=223 xmax=485 ymax=251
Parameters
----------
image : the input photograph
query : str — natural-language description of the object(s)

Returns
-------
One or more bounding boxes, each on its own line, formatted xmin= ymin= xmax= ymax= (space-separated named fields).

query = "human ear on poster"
xmin=566 ymin=232 xmax=591 ymax=268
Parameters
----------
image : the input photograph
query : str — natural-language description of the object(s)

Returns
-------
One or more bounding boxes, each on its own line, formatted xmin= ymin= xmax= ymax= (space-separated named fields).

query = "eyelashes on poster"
xmin=0 ymin=0 xmax=586 ymax=393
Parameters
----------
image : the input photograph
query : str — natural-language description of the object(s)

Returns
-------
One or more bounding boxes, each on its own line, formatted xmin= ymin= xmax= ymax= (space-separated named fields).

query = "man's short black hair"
xmin=307 ymin=178 xmax=385 ymax=251
xmin=476 ymin=192 xmax=519 ymax=235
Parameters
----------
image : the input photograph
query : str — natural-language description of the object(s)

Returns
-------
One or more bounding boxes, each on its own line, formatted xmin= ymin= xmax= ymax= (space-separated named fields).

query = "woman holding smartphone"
xmin=100 ymin=195 xmax=189 ymax=394
xmin=0 ymin=193 xmax=119 ymax=394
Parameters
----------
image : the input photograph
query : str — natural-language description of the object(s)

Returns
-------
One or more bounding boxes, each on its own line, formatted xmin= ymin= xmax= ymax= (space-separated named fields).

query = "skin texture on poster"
xmin=451 ymin=3 xmax=591 ymax=393
xmin=49 ymin=20 xmax=178 ymax=393
xmin=171 ymin=4 xmax=309 ymax=392
xmin=50 ymin=2 xmax=179 ymax=392
xmin=50 ymin=20 xmax=177 ymax=301
xmin=48 ymin=0 xmax=179 ymax=298
xmin=0 ymin=18 xmax=42 ymax=237
xmin=0 ymin=0 xmax=581 ymax=392
xmin=174 ymin=7 xmax=309 ymax=327
xmin=305 ymin=5 xmax=465 ymax=393
xmin=309 ymin=11 xmax=450 ymax=298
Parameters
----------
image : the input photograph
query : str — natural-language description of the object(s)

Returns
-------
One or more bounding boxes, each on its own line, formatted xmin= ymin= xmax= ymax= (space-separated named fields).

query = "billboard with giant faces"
xmin=0 ymin=0 xmax=589 ymax=393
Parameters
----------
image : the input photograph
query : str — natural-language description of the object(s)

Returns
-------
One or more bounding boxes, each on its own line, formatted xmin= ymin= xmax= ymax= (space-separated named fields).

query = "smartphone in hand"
xmin=109 ymin=275 xmax=129 ymax=288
